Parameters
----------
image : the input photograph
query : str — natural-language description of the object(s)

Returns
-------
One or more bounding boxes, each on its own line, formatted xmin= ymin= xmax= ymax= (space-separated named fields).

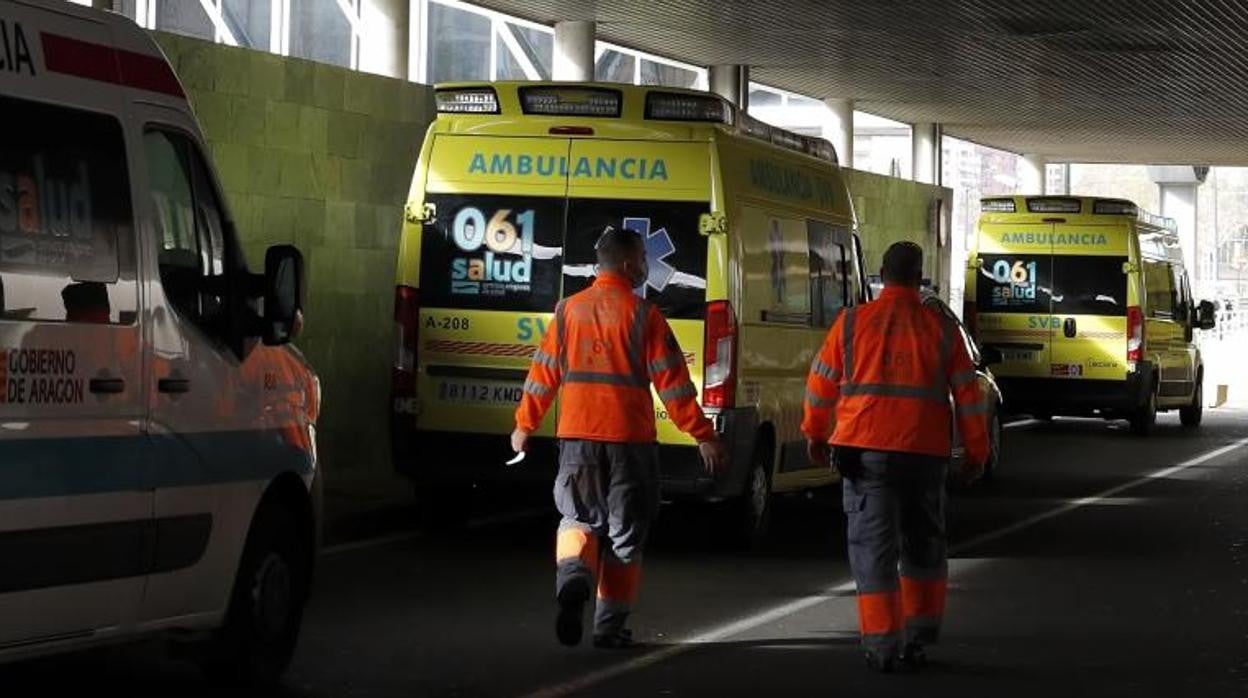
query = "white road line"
xmin=320 ymin=506 xmax=548 ymax=557
xmin=523 ymin=435 xmax=1248 ymax=698
xmin=1004 ymin=418 xmax=1039 ymax=429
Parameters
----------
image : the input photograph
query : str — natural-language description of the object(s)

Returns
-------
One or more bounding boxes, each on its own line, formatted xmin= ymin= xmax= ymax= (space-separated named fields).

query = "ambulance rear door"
xmin=415 ymin=135 xmax=570 ymax=439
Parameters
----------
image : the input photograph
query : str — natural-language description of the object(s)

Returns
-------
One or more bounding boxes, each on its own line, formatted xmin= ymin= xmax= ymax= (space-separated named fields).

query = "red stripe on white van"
xmin=40 ymin=33 xmax=184 ymax=98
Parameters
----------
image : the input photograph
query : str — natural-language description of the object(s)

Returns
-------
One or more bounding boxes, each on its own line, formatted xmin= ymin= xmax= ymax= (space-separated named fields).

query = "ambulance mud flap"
xmin=658 ymin=407 xmax=759 ymax=500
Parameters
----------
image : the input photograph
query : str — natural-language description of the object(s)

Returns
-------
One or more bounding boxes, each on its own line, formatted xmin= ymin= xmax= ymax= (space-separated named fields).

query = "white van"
xmin=0 ymin=0 xmax=319 ymax=685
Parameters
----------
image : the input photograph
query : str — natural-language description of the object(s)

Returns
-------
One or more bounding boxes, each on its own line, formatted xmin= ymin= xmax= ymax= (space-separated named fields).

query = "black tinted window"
xmin=1053 ymin=255 xmax=1128 ymax=316
xmin=563 ymin=199 xmax=708 ymax=320
xmin=419 ymin=194 xmax=564 ymax=312
xmin=807 ymin=221 xmax=848 ymax=328
xmin=975 ymin=253 xmax=1050 ymax=314
xmin=145 ymin=130 xmax=241 ymax=338
xmin=0 ymin=96 xmax=137 ymax=324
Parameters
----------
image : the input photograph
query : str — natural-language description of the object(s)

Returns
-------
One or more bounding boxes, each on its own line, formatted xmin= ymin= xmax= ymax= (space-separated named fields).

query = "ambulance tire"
xmin=734 ymin=440 xmax=774 ymax=551
xmin=202 ymin=500 xmax=311 ymax=687
xmin=1180 ymin=378 xmax=1203 ymax=428
xmin=1130 ymin=386 xmax=1158 ymax=436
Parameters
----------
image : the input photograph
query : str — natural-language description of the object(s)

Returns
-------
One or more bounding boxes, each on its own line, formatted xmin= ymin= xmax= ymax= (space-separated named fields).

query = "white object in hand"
xmin=505 ymin=451 xmax=526 ymax=466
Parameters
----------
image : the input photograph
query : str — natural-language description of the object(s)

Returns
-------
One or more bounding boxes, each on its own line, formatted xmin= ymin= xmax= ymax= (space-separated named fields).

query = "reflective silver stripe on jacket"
xmin=805 ymin=390 xmax=836 ymax=408
xmin=532 ymin=349 xmax=559 ymax=371
xmin=841 ymin=383 xmax=947 ymax=402
xmin=956 ymin=400 xmax=992 ymax=417
xmin=649 ymin=352 xmax=685 ymax=376
xmin=627 ymin=300 xmax=651 ymax=384
xmin=659 ymin=382 xmax=697 ymax=402
xmin=565 ymin=371 xmax=649 ymax=388
xmin=811 ymin=356 xmax=840 ymax=381
xmin=524 ymin=379 xmax=552 ymax=397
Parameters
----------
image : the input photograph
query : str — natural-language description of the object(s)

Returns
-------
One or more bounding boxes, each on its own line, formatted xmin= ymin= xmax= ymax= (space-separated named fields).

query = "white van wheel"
xmin=202 ymin=501 xmax=310 ymax=686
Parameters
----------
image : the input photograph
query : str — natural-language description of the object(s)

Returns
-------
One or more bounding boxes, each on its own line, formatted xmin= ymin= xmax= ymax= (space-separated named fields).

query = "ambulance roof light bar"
xmin=1026 ymin=197 xmax=1082 ymax=214
xmin=434 ymin=87 xmax=500 ymax=114
xmin=520 ymin=87 xmax=622 ymax=117
xmin=645 ymin=91 xmax=734 ymax=125
xmin=981 ymin=198 xmax=1017 ymax=213
xmin=737 ymin=113 xmax=839 ymax=165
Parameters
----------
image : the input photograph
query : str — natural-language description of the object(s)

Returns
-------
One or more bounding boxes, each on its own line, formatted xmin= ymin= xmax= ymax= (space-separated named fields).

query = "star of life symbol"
xmin=622 ymin=217 xmax=676 ymax=298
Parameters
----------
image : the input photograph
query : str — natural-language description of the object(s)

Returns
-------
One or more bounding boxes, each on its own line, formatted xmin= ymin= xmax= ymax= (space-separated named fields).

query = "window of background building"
xmin=290 ymin=0 xmax=356 ymax=68
xmin=426 ymin=1 xmax=493 ymax=82
xmin=640 ymin=60 xmax=699 ymax=89
xmin=155 ymin=2 xmax=215 ymax=42
xmin=853 ymin=112 xmax=911 ymax=178
xmin=496 ymin=22 xmax=553 ymax=80
xmin=222 ymin=0 xmax=272 ymax=51
xmin=595 ymin=49 xmax=635 ymax=83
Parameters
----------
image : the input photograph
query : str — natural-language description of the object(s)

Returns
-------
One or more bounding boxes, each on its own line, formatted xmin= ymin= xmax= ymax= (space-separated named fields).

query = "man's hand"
xmin=698 ymin=439 xmax=728 ymax=475
xmin=807 ymin=439 xmax=830 ymax=469
xmin=955 ymin=457 xmax=986 ymax=485
xmin=510 ymin=428 xmax=531 ymax=454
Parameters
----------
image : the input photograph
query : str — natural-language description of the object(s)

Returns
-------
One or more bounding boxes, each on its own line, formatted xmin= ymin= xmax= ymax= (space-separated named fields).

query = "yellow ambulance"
xmin=391 ymin=82 xmax=869 ymax=543
xmin=967 ymin=196 xmax=1217 ymax=435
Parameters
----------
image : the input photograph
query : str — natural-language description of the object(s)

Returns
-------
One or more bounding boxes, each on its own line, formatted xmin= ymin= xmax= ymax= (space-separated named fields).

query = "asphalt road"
xmin=5 ymin=410 xmax=1248 ymax=697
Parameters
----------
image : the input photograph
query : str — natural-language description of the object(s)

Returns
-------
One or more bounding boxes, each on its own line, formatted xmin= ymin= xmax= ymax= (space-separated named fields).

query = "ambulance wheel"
xmin=1180 ymin=379 xmax=1204 ymax=428
xmin=1130 ymin=387 xmax=1158 ymax=436
xmin=202 ymin=501 xmax=310 ymax=687
xmin=735 ymin=443 xmax=774 ymax=550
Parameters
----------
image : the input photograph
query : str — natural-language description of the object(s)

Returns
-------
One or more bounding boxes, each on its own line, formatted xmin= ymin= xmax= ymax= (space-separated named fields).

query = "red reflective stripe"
xmin=857 ymin=590 xmax=902 ymax=636
xmin=900 ymin=577 xmax=947 ymax=620
xmin=40 ymin=33 xmax=184 ymax=98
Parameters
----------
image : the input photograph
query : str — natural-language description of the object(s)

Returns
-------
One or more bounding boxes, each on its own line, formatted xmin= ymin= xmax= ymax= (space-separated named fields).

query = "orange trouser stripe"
xmin=556 ymin=528 xmax=600 ymax=574
xmin=900 ymin=577 xmax=947 ymax=620
xmin=857 ymin=590 xmax=903 ymax=636
xmin=597 ymin=557 xmax=641 ymax=604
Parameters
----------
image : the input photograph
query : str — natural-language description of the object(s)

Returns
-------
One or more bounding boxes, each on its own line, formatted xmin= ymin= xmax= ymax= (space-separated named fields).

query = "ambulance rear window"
xmin=975 ymin=253 xmax=1051 ymax=314
xmin=562 ymin=199 xmax=709 ymax=320
xmin=0 ymin=96 xmax=137 ymax=325
xmin=1052 ymin=255 xmax=1128 ymax=316
xmin=419 ymin=193 xmax=564 ymax=312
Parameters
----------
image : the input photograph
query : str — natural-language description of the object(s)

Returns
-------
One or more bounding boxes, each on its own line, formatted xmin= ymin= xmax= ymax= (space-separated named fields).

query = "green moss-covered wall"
xmin=153 ymin=33 xmax=434 ymax=512
xmin=843 ymin=169 xmax=954 ymax=297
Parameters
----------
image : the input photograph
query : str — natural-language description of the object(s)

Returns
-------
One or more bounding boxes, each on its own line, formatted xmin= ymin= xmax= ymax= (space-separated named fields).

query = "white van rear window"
xmin=0 ymin=96 xmax=137 ymax=325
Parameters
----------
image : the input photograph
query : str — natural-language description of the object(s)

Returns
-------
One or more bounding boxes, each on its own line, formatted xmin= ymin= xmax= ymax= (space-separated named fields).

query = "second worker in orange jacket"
xmin=802 ymin=241 xmax=990 ymax=673
xmin=513 ymin=226 xmax=726 ymax=649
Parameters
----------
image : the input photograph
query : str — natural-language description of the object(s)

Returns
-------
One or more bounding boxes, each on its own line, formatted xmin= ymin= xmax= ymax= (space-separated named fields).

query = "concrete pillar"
xmin=912 ymin=122 xmax=941 ymax=185
xmin=708 ymin=65 xmax=749 ymax=110
xmin=822 ymin=98 xmax=853 ymax=169
xmin=1019 ymin=154 xmax=1047 ymax=194
xmin=1160 ymin=183 xmax=1199 ymax=277
xmin=553 ymin=20 xmax=595 ymax=81
xmin=360 ymin=0 xmax=409 ymax=79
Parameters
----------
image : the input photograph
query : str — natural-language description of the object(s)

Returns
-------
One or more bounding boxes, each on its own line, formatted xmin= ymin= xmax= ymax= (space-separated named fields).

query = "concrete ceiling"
xmin=471 ymin=0 xmax=1248 ymax=165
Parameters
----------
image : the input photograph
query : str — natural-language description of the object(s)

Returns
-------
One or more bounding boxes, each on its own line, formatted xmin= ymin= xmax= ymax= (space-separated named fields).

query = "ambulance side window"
xmin=0 ymin=95 xmax=138 ymax=325
xmin=144 ymin=129 xmax=234 ymax=341
xmin=806 ymin=220 xmax=848 ymax=328
xmin=1143 ymin=259 xmax=1176 ymax=319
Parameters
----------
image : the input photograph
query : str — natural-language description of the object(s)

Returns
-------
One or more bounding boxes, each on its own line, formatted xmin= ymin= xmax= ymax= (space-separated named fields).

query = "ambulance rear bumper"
xmin=997 ymin=362 xmax=1155 ymax=417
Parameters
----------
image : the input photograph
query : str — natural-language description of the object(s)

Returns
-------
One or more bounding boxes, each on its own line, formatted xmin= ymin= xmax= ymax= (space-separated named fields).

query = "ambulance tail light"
xmin=703 ymin=300 xmax=738 ymax=409
xmin=393 ymin=285 xmax=420 ymax=399
xmin=1127 ymin=305 xmax=1144 ymax=363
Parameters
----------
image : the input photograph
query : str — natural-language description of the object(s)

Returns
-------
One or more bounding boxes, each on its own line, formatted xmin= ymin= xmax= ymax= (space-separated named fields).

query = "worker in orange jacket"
xmin=802 ymin=241 xmax=990 ymax=673
xmin=513 ymin=227 xmax=727 ymax=649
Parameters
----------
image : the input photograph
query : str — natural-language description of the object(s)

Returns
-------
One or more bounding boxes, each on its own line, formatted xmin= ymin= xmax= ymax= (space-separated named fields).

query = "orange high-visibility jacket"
xmin=516 ymin=273 xmax=716 ymax=444
xmin=801 ymin=286 xmax=990 ymax=463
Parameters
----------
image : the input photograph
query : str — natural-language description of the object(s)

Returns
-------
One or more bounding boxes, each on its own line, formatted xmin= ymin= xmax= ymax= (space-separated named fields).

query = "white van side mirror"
xmin=263 ymin=245 xmax=305 ymax=345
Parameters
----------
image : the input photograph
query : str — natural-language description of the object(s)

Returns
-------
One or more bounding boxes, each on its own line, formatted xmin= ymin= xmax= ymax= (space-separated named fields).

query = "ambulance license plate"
xmin=436 ymin=380 xmax=523 ymax=405
xmin=1002 ymin=349 xmax=1037 ymax=362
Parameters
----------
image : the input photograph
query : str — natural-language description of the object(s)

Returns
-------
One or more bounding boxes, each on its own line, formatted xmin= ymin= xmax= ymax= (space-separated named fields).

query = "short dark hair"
xmin=595 ymin=226 xmax=643 ymax=269
xmin=882 ymin=241 xmax=924 ymax=286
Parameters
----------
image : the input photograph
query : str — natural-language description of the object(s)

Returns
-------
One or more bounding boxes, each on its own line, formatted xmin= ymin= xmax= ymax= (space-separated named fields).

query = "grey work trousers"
xmin=553 ymin=440 xmax=661 ymax=636
xmin=838 ymin=448 xmax=949 ymax=657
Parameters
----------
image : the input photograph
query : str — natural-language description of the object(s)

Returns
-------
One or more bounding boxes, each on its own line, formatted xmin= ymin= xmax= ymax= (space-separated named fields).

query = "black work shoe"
xmin=592 ymin=628 xmax=634 ymax=649
xmin=555 ymin=580 xmax=589 ymax=647
xmin=864 ymin=650 xmax=896 ymax=674
xmin=899 ymin=642 xmax=928 ymax=672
